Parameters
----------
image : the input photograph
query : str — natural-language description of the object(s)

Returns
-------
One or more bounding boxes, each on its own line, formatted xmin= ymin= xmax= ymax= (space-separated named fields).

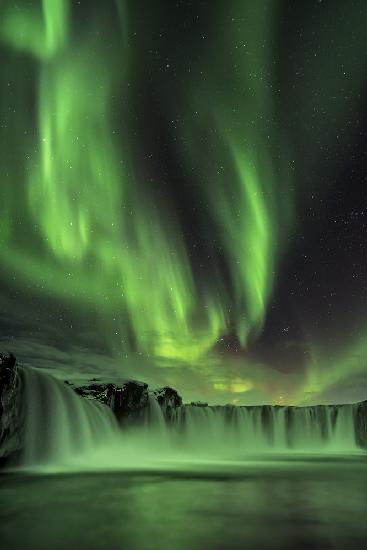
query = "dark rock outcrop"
xmin=71 ymin=380 xmax=149 ymax=424
xmin=109 ymin=381 xmax=149 ymax=424
xmin=191 ymin=401 xmax=208 ymax=407
xmin=71 ymin=382 xmax=183 ymax=424
xmin=354 ymin=400 xmax=367 ymax=448
xmin=0 ymin=353 xmax=22 ymax=465
xmin=150 ymin=386 xmax=182 ymax=421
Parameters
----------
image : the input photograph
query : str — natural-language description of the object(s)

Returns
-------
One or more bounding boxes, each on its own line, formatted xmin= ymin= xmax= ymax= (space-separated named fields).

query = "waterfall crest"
xmin=7 ymin=367 xmax=363 ymax=472
xmin=171 ymin=404 xmax=359 ymax=454
xmin=20 ymin=367 xmax=118 ymax=468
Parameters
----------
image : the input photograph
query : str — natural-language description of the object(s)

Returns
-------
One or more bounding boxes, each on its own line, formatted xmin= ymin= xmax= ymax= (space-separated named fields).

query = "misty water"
xmin=16 ymin=366 xmax=364 ymax=473
xmin=2 ymin=367 xmax=367 ymax=549
xmin=2 ymin=459 xmax=367 ymax=550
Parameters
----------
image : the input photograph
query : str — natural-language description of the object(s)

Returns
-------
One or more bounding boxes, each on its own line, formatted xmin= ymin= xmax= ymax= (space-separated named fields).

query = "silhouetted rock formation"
xmin=70 ymin=382 xmax=183 ymax=424
xmin=0 ymin=353 xmax=22 ymax=465
xmin=150 ymin=387 xmax=182 ymax=421
xmin=71 ymin=380 xmax=149 ymax=424
xmin=354 ymin=400 xmax=367 ymax=448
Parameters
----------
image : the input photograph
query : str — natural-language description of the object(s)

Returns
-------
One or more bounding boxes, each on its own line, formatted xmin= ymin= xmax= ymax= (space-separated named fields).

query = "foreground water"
xmin=2 ymin=368 xmax=367 ymax=548
xmin=1 ymin=456 xmax=367 ymax=550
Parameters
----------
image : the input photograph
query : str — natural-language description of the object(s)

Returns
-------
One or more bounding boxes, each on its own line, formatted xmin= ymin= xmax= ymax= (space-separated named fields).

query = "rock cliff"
xmin=0 ymin=353 xmax=22 ymax=465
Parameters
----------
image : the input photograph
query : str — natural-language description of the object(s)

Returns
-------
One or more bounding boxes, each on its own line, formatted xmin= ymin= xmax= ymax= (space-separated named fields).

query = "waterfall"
xmin=330 ymin=405 xmax=357 ymax=449
xmin=143 ymin=395 xmax=169 ymax=447
xmin=6 ymin=367 xmax=362 ymax=472
xmin=169 ymin=404 xmax=359 ymax=455
xmin=20 ymin=367 xmax=118 ymax=468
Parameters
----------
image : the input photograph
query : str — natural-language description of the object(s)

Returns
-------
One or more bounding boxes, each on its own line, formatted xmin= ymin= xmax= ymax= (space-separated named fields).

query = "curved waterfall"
xmin=20 ymin=367 xmax=118 ymax=468
xmin=13 ymin=367 xmax=362 ymax=471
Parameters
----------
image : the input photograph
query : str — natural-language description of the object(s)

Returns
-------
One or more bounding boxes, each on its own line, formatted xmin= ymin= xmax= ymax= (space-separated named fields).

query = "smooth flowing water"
xmin=19 ymin=367 xmax=119 ymax=468
xmin=2 ymin=368 xmax=367 ymax=549
xmin=13 ymin=367 xmax=362 ymax=471
xmin=172 ymin=403 xmax=359 ymax=454
xmin=1 ymin=458 xmax=367 ymax=550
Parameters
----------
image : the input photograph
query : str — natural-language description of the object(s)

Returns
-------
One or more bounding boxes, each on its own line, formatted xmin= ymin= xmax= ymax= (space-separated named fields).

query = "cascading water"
xmin=10 ymin=367 xmax=363 ymax=473
xmin=20 ymin=367 xmax=118 ymax=468
xmin=171 ymin=404 xmax=359 ymax=455
xmin=145 ymin=395 xmax=169 ymax=445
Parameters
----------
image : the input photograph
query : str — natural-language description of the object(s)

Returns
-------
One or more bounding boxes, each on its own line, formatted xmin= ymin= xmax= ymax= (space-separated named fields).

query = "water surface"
xmin=1 ymin=456 xmax=367 ymax=550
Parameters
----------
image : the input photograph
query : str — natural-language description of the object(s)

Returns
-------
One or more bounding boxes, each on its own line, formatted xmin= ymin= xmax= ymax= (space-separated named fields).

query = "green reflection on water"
xmin=1 ymin=458 xmax=367 ymax=550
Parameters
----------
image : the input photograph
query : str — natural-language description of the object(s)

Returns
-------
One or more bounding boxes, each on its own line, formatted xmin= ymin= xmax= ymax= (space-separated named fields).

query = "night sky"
xmin=1 ymin=0 xmax=367 ymax=405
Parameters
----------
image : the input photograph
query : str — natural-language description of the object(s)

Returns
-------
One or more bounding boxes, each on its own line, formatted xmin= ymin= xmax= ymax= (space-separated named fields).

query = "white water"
xmin=172 ymin=404 xmax=359 ymax=454
xmin=16 ymin=367 xmax=362 ymax=471
xmin=20 ymin=367 xmax=118 ymax=468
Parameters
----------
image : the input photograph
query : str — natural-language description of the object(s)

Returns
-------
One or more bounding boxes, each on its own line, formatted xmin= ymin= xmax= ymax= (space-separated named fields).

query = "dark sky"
xmin=1 ymin=0 xmax=367 ymax=405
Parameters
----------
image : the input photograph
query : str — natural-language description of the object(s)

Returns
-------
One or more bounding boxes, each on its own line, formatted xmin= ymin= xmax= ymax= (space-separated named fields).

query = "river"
xmin=1 ymin=455 xmax=367 ymax=549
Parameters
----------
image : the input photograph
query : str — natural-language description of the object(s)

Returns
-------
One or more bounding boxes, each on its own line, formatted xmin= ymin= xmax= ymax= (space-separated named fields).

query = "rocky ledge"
xmin=0 ymin=353 xmax=22 ymax=465
xmin=67 ymin=379 xmax=149 ymax=424
xmin=65 ymin=379 xmax=182 ymax=424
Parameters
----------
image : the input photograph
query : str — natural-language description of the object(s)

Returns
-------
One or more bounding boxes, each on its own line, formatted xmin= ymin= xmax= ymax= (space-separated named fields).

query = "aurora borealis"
xmin=1 ymin=0 xmax=367 ymax=405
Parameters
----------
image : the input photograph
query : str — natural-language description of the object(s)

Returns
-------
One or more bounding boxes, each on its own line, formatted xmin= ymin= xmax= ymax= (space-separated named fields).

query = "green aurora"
xmin=0 ymin=0 xmax=366 ymax=405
